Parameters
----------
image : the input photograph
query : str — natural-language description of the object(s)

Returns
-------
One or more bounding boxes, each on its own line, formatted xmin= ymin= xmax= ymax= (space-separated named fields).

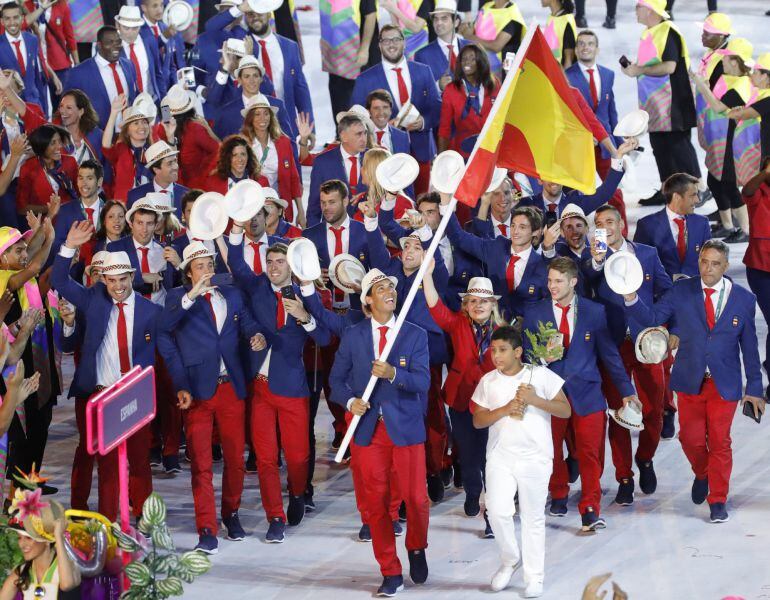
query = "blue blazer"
xmin=140 ymin=23 xmax=186 ymax=91
xmin=158 ymin=284 xmax=262 ymax=400
xmin=625 ymin=277 xmax=764 ymax=400
xmin=413 ymin=38 xmax=471 ymax=83
xmin=633 ymin=209 xmax=711 ymax=279
xmin=565 ymin=63 xmax=622 ymax=159
xmin=227 ymin=241 xmax=331 ymax=396
xmin=206 ymin=70 xmax=275 ymax=110
xmin=106 ymin=236 xmax=175 ymax=295
xmin=302 ymin=290 xmax=365 ymax=338
xmin=51 ymin=254 xmax=161 ymax=399
xmin=580 ymin=241 xmax=672 ymax=345
xmin=330 ymin=318 xmax=430 ymax=447
xmin=212 ymin=93 xmax=296 ymax=145
xmin=307 ymin=146 xmax=368 ymax=226
xmin=350 ymin=61 xmax=441 ymax=164
xmin=518 ymin=167 xmax=624 ymax=219
xmin=205 ymin=11 xmax=314 ymax=127
xmin=301 ymin=219 xmax=370 ymax=269
xmin=383 ymin=125 xmax=411 ymax=156
xmin=64 ymin=57 xmax=139 ymax=129
xmin=523 ymin=296 xmax=634 ymax=415
xmin=53 ymin=199 xmax=104 ymax=257
xmin=0 ymin=33 xmax=47 ymax=115
xmin=120 ymin=34 xmax=166 ymax=101
xmin=445 ymin=213 xmax=548 ymax=320
xmin=126 ymin=182 xmax=189 ymax=218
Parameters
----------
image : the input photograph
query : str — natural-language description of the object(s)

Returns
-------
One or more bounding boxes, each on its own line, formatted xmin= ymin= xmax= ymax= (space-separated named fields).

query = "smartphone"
xmin=619 ymin=55 xmax=631 ymax=69
xmin=280 ymin=285 xmax=296 ymax=301
xmin=177 ymin=67 xmax=196 ymax=90
xmin=743 ymin=400 xmax=762 ymax=424
xmin=161 ymin=104 xmax=172 ymax=124
xmin=503 ymin=52 xmax=516 ymax=72
xmin=595 ymin=228 xmax=608 ymax=252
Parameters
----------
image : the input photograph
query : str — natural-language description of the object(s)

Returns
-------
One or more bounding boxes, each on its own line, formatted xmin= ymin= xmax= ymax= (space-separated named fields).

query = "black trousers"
xmin=666 ymin=0 xmax=718 ymax=12
xmin=648 ymin=130 xmax=701 ymax=183
xmin=707 ymin=173 xmax=744 ymax=210
xmin=328 ymin=73 xmax=356 ymax=122
xmin=576 ymin=0 xmax=621 ymax=18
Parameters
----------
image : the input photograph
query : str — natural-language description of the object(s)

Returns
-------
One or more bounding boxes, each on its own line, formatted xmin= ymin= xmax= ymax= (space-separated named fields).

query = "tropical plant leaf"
xmin=151 ymin=527 xmax=175 ymax=551
xmin=156 ymin=576 xmax=185 ymax=596
xmin=111 ymin=524 xmax=140 ymax=553
xmin=141 ymin=493 xmax=167 ymax=526
xmin=180 ymin=551 xmax=212 ymax=575
xmin=124 ymin=561 xmax=152 ymax=587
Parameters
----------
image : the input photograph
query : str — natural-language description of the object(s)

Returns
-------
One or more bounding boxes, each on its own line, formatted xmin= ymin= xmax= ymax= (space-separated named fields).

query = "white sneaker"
xmin=524 ymin=581 xmax=544 ymax=598
xmin=490 ymin=563 xmax=519 ymax=592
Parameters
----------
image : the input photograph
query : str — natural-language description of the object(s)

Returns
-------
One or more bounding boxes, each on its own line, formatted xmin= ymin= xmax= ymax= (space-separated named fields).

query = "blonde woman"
xmin=349 ymin=147 xmax=415 ymax=223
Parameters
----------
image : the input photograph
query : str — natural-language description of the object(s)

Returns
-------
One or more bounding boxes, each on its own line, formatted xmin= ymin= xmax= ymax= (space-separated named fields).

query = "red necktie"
xmin=116 ymin=302 xmax=131 ymax=375
xmin=249 ymin=241 xmax=263 ymax=274
xmin=152 ymin=24 xmax=160 ymax=38
xmin=203 ymin=292 xmax=218 ymax=328
xmin=377 ymin=325 xmax=388 ymax=357
xmin=109 ymin=63 xmax=125 ymax=95
xmin=376 ymin=130 xmax=384 ymax=145
xmin=84 ymin=207 xmax=94 ymax=225
xmin=557 ymin=303 xmax=571 ymax=349
xmin=447 ymin=44 xmax=456 ymax=71
xmin=497 ymin=224 xmax=508 ymax=238
xmin=674 ymin=217 xmax=686 ymax=263
xmin=704 ymin=288 xmax=716 ymax=330
xmin=393 ymin=67 xmax=409 ymax=105
xmin=548 ymin=203 xmax=557 ymax=213
xmin=331 ymin=226 xmax=345 ymax=302
xmin=587 ymin=68 xmax=599 ymax=109
xmin=275 ymin=291 xmax=285 ymax=328
xmin=506 ymin=254 xmax=520 ymax=292
xmin=12 ymin=41 xmax=25 ymax=77
xmin=348 ymin=155 xmax=359 ymax=193
xmin=138 ymin=247 xmax=151 ymax=298
xmin=258 ymin=40 xmax=273 ymax=81
xmin=129 ymin=43 xmax=143 ymax=92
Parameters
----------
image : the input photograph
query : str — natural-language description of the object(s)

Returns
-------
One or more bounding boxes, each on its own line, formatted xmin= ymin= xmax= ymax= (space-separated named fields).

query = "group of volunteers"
xmin=0 ymin=0 xmax=766 ymax=597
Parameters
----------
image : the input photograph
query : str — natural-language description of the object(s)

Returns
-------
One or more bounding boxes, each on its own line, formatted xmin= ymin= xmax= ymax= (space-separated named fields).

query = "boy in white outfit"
xmin=472 ymin=326 xmax=571 ymax=598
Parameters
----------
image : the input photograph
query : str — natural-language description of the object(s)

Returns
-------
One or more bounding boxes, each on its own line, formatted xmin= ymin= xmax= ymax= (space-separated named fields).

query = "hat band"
xmin=146 ymin=148 xmax=177 ymax=165
xmin=614 ymin=410 xmax=641 ymax=428
xmin=464 ymin=288 xmax=495 ymax=296
xmin=102 ymin=263 xmax=134 ymax=273
xmin=367 ymin=274 xmax=391 ymax=289
xmin=185 ymin=248 xmax=213 ymax=262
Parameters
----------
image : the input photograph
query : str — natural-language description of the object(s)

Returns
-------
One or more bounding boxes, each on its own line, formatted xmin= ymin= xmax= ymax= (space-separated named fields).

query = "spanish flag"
xmin=455 ymin=26 xmax=596 ymax=207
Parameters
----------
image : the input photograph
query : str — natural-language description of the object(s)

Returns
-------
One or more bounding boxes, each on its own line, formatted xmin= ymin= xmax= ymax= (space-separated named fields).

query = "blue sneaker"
xmin=392 ymin=520 xmax=403 ymax=537
xmin=615 ymin=478 xmax=634 ymax=506
xmin=287 ymin=495 xmax=305 ymax=526
xmin=194 ymin=528 xmax=218 ymax=554
xmin=483 ymin=511 xmax=494 ymax=539
xmin=377 ymin=575 xmax=404 ymax=597
xmin=358 ymin=524 xmax=372 ymax=542
xmin=408 ymin=549 xmax=428 ymax=584
xmin=223 ymin=512 xmax=246 ymax=541
xmin=464 ymin=495 xmax=480 ymax=517
xmin=635 ymin=458 xmax=657 ymax=495
xmin=709 ymin=503 xmax=729 ymax=523
xmin=162 ymin=454 xmax=182 ymax=474
xmin=691 ymin=478 xmax=708 ymax=505
xmin=581 ymin=507 xmax=606 ymax=532
xmin=549 ymin=497 xmax=568 ymax=517
xmin=661 ymin=410 xmax=675 ymax=439
xmin=265 ymin=518 xmax=286 ymax=543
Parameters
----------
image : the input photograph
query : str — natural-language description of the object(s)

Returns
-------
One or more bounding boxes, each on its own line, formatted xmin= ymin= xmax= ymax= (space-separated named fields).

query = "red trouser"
xmin=550 ymin=408 xmax=606 ymax=515
xmin=250 ymin=377 xmax=309 ymax=520
xmin=154 ymin=355 xmax=182 ymax=456
xmin=185 ymin=382 xmax=245 ymax=533
xmin=677 ymin=378 xmax=737 ymax=504
xmin=425 ymin=365 xmax=448 ymax=476
xmin=70 ymin=398 xmax=96 ymax=511
xmin=352 ymin=421 xmax=430 ymax=577
xmin=601 ymin=339 xmax=665 ymax=481
xmin=662 ymin=352 xmax=676 ymax=413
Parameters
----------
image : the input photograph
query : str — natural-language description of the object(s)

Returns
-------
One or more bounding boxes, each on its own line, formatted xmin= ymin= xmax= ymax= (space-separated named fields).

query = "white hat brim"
xmin=328 ymin=254 xmax=366 ymax=294
xmin=224 ymin=180 xmax=266 ymax=222
xmin=609 ymin=408 xmax=644 ymax=431
xmin=163 ymin=1 xmax=194 ymax=31
xmin=376 ymin=154 xmax=420 ymax=193
xmin=287 ymin=238 xmax=322 ymax=281
xmin=605 ymin=251 xmax=644 ymax=295
xmin=431 ymin=150 xmax=465 ymax=194
xmin=189 ymin=193 xmax=229 ymax=240
xmin=613 ymin=110 xmax=650 ymax=138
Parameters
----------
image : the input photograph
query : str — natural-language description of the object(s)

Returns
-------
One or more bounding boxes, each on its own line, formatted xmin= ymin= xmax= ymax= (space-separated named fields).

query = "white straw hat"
xmin=224 ymin=179 xmax=265 ymax=222
xmin=431 ymin=150 xmax=465 ymax=195
xmin=188 ymin=192 xmax=229 ymax=240
xmin=329 ymin=254 xmax=366 ymax=295
xmin=376 ymin=153 xmax=419 ymax=194
xmin=101 ymin=251 xmax=136 ymax=275
xmin=635 ymin=327 xmax=669 ymax=364
xmin=287 ymin=238 xmax=322 ymax=281
xmin=604 ymin=251 xmax=643 ymax=295
xmin=458 ymin=276 xmax=501 ymax=299
xmin=179 ymin=240 xmax=216 ymax=271
xmin=359 ymin=268 xmax=399 ymax=304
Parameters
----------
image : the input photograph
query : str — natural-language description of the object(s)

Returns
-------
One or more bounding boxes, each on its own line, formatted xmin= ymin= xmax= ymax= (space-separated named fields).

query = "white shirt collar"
xmin=552 ymin=293 xmax=576 ymax=310
xmin=113 ymin=291 xmax=136 ymax=307
xmin=371 ymin=314 xmax=397 ymax=331
xmin=95 ymin=54 xmax=112 ymax=69
xmin=578 ymin=61 xmax=597 ymax=74
xmin=665 ymin=206 xmax=684 ymax=222
xmin=491 ymin=214 xmax=511 ymax=228
xmin=5 ymin=32 xmax=21 ymax=43
xmin=511 ymin=244 xmax=533 ymax=259
xmin=154 ymin=181 xmax=173 ymax=193
xmin=327 ymin=215 xmax=350 ymax=230
xmin=339 ymin=145 xmax=359 ymax=162
xmin=384 ymin=57 xmax=408 ymax=71
xmin=617 ymin=239 xmax=629 ymax=253
xmin=702 ymin=277 xmax=725 ymax=293
xmin=246 ymin=232 xmax=269 ymax=245
xmin=134 ymin=238 xmax=155 ymax=250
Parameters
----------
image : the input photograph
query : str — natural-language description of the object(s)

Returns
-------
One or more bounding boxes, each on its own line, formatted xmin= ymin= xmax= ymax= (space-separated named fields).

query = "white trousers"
xmin=485 ymin=450 xmax=552 ymax=585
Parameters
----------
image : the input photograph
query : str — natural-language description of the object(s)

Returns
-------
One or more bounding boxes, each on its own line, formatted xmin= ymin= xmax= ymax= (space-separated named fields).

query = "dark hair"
xmin=95 ymin=200 xmax=127 ymax=242
xmin=172 ymin=108 xmax=198 ymax=150
xmin=59 ymin=89 xmax=100 ymax=135
xmin=453 ymin=44 xmax=496 ymax=95
xmin=662 ymin=173 xmax=699 ymax=204
xmin=548 ymin=256 xmax=578 ymax=279
xmin=29 ymin=124 xmax=71 ymax=158
xmin=557 ymin=0 xmax=575 ymax=14
xmin=365 ymin=89 xmax=394 ymax=110
xmin=576 ymin=29 xmax=599 ymax=45
xmin=761 ymin=155 xmax=770 ymax=171
xmin=212 ymin=135 xmax=260 ymax=180
xmin=594 ymin=203 xmax=623 ymax=221
xmin=97 ymin=25 xmax=118 ymax=44
xmin=416 ymin=191 xmax=441 ymax=209
xmin=79 ymin=159 xmax=104 ymax=181
xmin=150 ymin=155 xmax=177 ymax=176
xmin=266 ymin=242 xmax=289 ymax=259
xmin=379 ymin=24 xmax=404 ymax=41
xmin=512 ymin=206 xmax=543 ymax=232
xmin=319 ymin=179 xmax=349 ymax=200
xmin=491 ymin=325 xmax=522 ymax=349
xmin=129 ymin=207 xmax=158 ymax=223
xmin=0 ymin=2 xmax=21 ymax=17
xmin=181 ymin=189 xmax=204 ymax=217
xmin=701 ymin=239 xmax=730 ymax=260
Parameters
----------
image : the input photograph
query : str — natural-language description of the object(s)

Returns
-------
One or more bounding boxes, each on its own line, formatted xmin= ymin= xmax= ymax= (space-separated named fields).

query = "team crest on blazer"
xmin=645 ymin=273 xmax=651 ymax=281
xmin=584 ymin=332 xmax=591 ymax=341
xmin=528 ymin=285 xmax=535 ymax=295
xmin=732 ymin=316 xmax=739 ymax=327
xmin=145 ymin=333 xmax=151 ymax=343
xmin=399 ymin=356 xmax=407 ymax=367
xmin=283 ymin=159 xmax=290 ymax=169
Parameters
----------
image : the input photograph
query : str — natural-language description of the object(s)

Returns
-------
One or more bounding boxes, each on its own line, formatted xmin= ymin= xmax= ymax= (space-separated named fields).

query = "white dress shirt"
xmin=491 ymin=215 xmax=512 ymax=238
xmin=593 ymin=238 xmax=631 ymax=271
xmin=81 ymin=198 xmax=102 ymax=229
xmin=552 ymin=296 xmax=576 ymax=339
xmin=71 ymin=137 xmax=95 ymax=164
xmin=259 ymin=282 xmax=317 ymax=376
xmin=134 ymin=239 xmax=167 ymax=305
xmin=326 ymin=216 xmax=351 ymax=259
xmin=440 ymin=37 xmax=460 ymax=63
xmin=383 ymin=57 xmax=412 ymax=109
xmin=254 ymin=32 xmax=284 ymax=100
xmin=438 ymin=236 xmax=454 ymax=276
xmin=5 ymin=32 xmax=26 ymax=72
xmin=578 ymin=61 xmax=601 ymax=100
xmin=510 ymin=245 xmax=532 ymax=289
xmin=253 ymin=138 xmax=278 ymax=188
xmin=229 ymin=231 xmax=268 ymax=274
xmin=181 ymin=288 xmax=228 ymax=375
xmin=666 ymin=206 xmax=686 ymax=244
xmin=153 ymin=180 xmax=175 ymax=203
xmin=339 ymin=145 xmax=361 ymax=187
xmin=95 ymin=53 xmax=129 ymax=110
xmin=96 ymin=292 xmax=136 ymax=388
xmin=371 ymin=314 xmax=397 ymax=359
xmin=702 ymin=276 xmax=731 ymax=322
xmin=122 ymin=37 xmax=151 ymax=95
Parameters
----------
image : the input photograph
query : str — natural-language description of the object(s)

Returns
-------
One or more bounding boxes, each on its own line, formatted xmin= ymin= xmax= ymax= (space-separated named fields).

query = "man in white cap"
xmin=139 ymin=0 xmax=187 ymax=90
xmin=126 ymin=140 xmax=188 ymax=217
xmin=115 ymin=5 xmax=165 ymax=100
xmin=330 ymin=268 xmax=431 ymax=597
xmin=541 ymin=203 xmax=590 ymax=298
xmin=53 ymin=221 xmax=160 ymax=523
xmin=414 ymin=0 xmax=470 ymax=90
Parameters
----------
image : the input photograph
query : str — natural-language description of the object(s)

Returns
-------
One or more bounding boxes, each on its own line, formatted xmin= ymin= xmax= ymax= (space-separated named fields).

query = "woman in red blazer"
xmin=17 ymin=124 xmax=79 ymax=216
xmin=23 ymin=0 xmax=78 ymax=73
xmin=102 ymin=97 xmax=153 ymax=203
xmin=424 ymin=262 xmax=504 ymax=528
xmin=438 ymin=44 xmax=500 ymax=158
xmin=203 ymin=134 xmax=268 ymax=194
xmin=240 ymin=95 xmax=302 ymax=225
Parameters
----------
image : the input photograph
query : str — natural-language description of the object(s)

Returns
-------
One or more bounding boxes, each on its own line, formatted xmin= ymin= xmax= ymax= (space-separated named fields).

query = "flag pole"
xmin=334 ymin=22 xmax=539 ymax=463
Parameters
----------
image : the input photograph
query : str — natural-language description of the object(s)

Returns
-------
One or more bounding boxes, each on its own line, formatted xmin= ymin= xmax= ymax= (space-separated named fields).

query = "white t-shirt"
xmin=472 ymin=365 xmax=565 ymax=461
